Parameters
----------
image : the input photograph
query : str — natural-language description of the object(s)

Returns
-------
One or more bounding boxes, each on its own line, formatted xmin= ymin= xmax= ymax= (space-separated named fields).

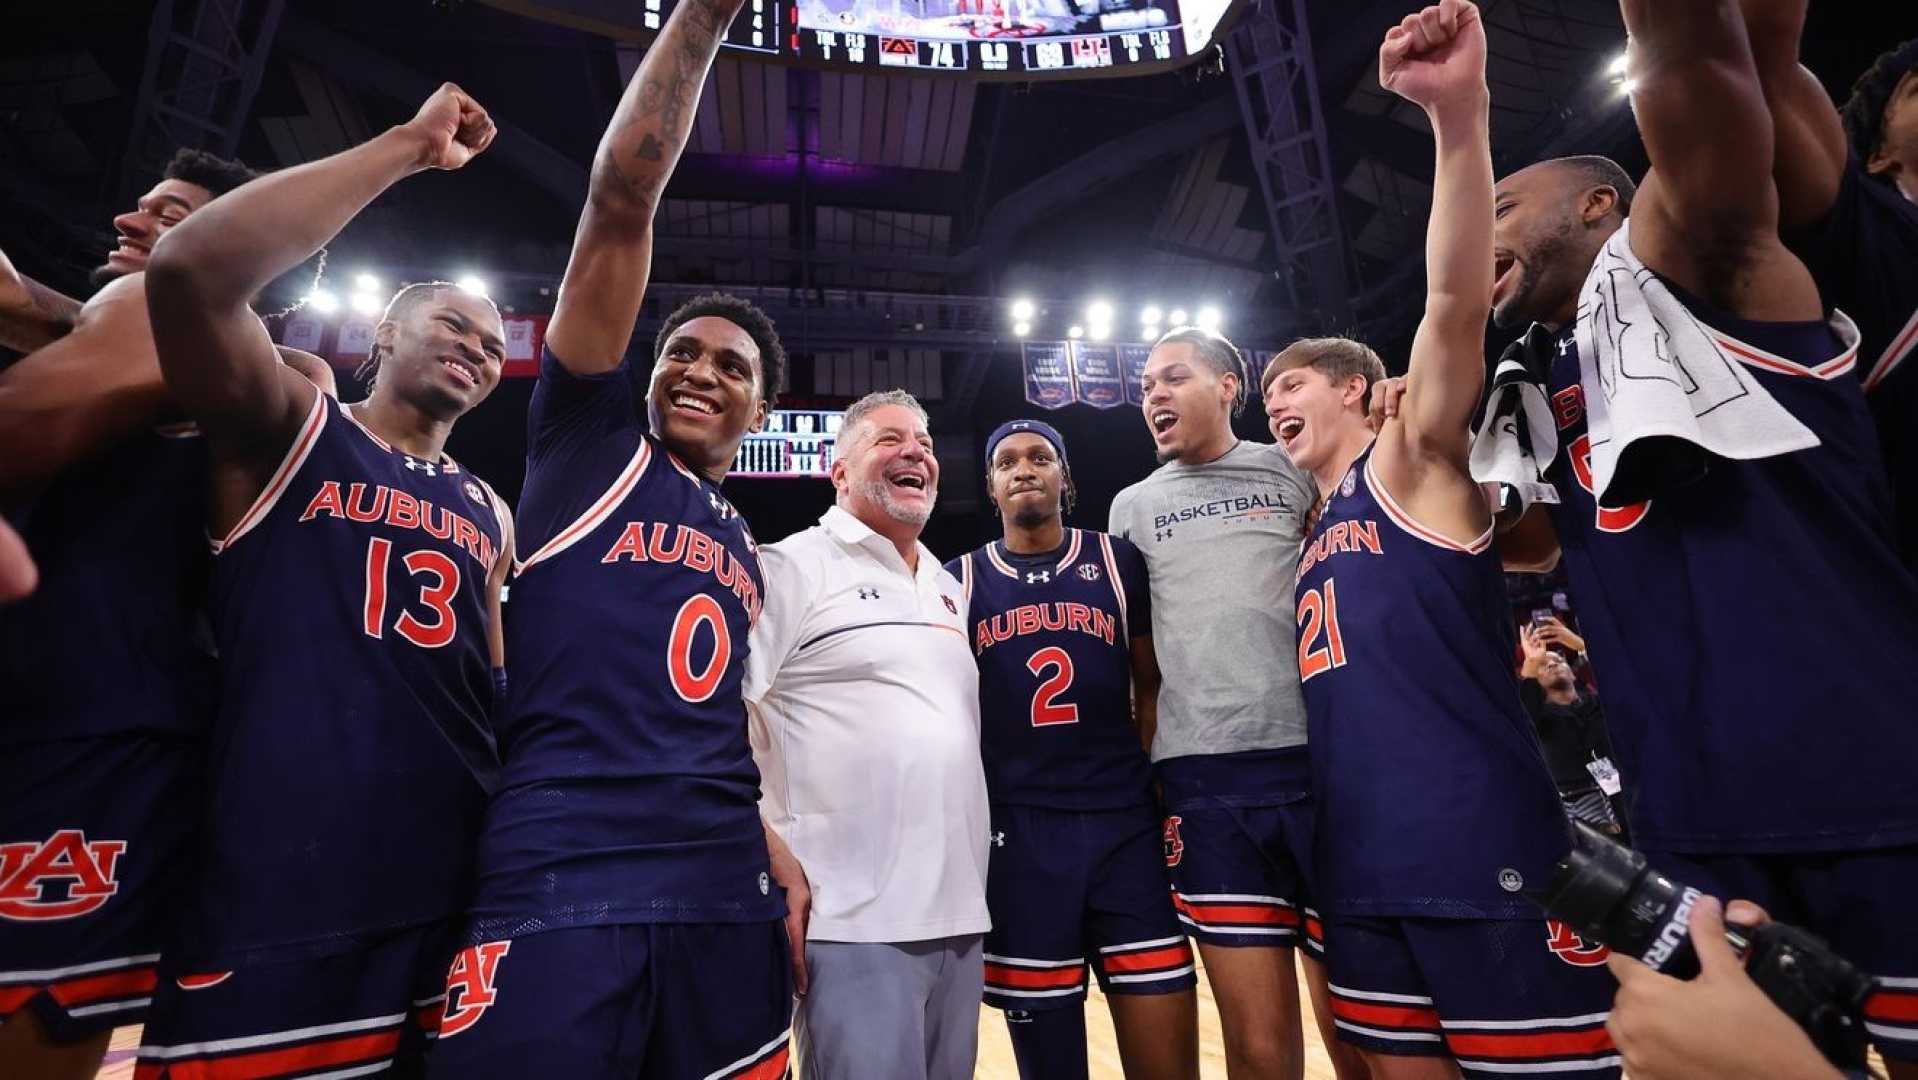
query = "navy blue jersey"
xmin=0 ymin=422 xmax=214 ymax=746
xmin=464 ymin=346 xmax=780 ymax=938
xmin=946 ymin=529 xmax=1153 ymax=810
xmin=1783 ymin=157 xmax=1918 ymax=566
xmin=182 ymin=392 xmax=506 ymax=967
xmin=1295 ymin=446 xmax=1569 ymax=918
xmin=1538 ymin=293 xmax=1918 ymax=854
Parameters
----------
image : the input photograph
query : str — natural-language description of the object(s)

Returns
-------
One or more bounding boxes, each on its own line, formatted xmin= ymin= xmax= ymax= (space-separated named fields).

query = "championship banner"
xmin=281 ymin=313 xmax=325 ymax=355
xmin=334 ymin=315 xmax=378 ymax=360
xmin=502 ymin=316 xmax=546 ymax=379
xmin=1119 ymin=343 xmax=1152 ymax=406
xmin=1245 ymin=350 xmax=1276 ymax=401
xmin=1022 ymin=341 xmax=1077 ymax=410
xmin=1068 ymin=342 xmax=1125 ymax=409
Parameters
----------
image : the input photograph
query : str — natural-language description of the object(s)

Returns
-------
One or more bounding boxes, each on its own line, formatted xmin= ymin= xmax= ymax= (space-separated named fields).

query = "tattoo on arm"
xmin=595 ymin=0 xmax=735 ymax=212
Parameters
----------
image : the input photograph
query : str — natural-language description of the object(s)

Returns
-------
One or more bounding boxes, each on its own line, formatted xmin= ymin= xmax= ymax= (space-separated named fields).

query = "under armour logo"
xmin=857 ymin=588 xmax=880 ymax=600
xmin=402 ymin=457 xmax=438 ymax=475
xmin=708 ymin=490 xmax=735 ymax=520
xmin=1557 ymin=337 xmax=1574 ymax=356
xmin=1155 ymin=528 xmax=1173 ymax=542
xmin=1025 ymin=570 xmax=1050 ymax=584
xmin=990 ymin=830 xmax=1006 ymax=847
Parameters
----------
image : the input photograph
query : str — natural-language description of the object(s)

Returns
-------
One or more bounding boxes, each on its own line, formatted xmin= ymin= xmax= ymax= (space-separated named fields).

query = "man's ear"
xmin=1866 ymin=145 xmax=1896 ymax=178
xmin=1582 ymin=186 xmax=1619 ymax=225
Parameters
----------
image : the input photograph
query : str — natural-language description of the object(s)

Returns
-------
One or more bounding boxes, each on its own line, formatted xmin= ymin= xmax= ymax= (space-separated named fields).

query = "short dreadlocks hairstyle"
xmin=354 ymin=281 xmax=495 ymax=391
xmin=1842 ymin=38 xmax=1918 ymax=177
xmin=654 ymin=292 xmax=787 ymax=402
xmin=162 ymin=147 xmax=260 ymax=197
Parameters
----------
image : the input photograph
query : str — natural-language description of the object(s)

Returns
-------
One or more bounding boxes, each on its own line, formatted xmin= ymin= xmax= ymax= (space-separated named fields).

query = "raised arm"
xmin=1738 ymin=0 xmax=1848 ymax=232
xmin=1378 ymin=0 xmax=1494 ymax=468
xmin=146 ymin=84 xmax=495 ymax=459
xmin=0 ymin=247 xmax=82 ymax=352
xmin=1620 ymin=0 xmax=1821 ymax=321
xmin=543 ymin=0 xmax=746 ymax=374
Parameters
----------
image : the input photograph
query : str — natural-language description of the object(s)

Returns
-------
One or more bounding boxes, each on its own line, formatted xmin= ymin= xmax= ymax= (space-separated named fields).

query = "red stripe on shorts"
xmin=152 ymin=1027 xmax=402 ymax=1079
xmin=1445 ymin=1025 xmax=1614 ymax=1059
xmin=1173 ymin=896 xmax=1300 ymax=927
xmin=1868 ymin=988 xmax=1918 ymax=1023
xmin=732 ymin=1041 xmax=790 ymax=1080
xmin=49 ymin=966 xmax=157 ymax=1006
xmin=984 ymin=963 xmax=1085 ymax=990
xmin=1328 ymin=997 xmax=1442 ymax=1031
xmin=1102 ymin=944 xmax=1192 ymax=974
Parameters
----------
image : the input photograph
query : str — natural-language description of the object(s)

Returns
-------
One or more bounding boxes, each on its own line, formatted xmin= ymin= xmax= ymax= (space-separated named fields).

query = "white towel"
xmin=1574 ymin=220 xmax=1822 ymax=508
xmin=1469 ymin=342 xmax=1560 ymax=515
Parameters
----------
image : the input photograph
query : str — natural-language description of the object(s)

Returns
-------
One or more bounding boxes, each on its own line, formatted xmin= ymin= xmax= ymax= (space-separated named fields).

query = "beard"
xmin=1010 ymin=501 xmax=1054 ymax=530
xmin=856 ymin=478 xmax=933 ymax=526
xmin=1492 ymin=219 xmax=1579 ymax=329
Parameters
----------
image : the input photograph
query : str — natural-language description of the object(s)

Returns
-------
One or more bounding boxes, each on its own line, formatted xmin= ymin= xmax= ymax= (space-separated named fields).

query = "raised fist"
xmin=1379 ymin=0 xmax=1488 ymax=112
xmin=403 ymin=82 xmax=498 ymax=171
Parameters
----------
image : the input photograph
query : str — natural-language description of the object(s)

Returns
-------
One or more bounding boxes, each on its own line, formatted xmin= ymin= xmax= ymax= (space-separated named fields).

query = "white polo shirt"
xmin=745 ymin=505 xmax=990 ymax=944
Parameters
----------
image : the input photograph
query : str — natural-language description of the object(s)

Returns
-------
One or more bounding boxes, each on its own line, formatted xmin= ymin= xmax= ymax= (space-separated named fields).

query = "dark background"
xmin=4 ymin=0 xmax=1913 ymax=558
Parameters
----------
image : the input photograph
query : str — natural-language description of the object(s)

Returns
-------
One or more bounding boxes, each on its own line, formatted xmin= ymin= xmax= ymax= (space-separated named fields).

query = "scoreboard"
xmin=731 ymin=409 xmax=843 ymax=478
xmin=480 ymin=0 xmax=1246 ymax=80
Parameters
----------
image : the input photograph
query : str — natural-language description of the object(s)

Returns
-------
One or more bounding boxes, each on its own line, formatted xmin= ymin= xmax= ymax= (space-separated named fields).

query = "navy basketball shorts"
xmin=134 ymin=920 xmax=456 ymax=1078
xmin=426 ymin=922 xmax=794 ymax=1079
xmin=0 ymin=735 xmax=199 ymax=1041
xmin=1156 ymin=748 xmax=1321 ymax=953
xmin=1322 ymin=913 xmax=1620 ymax=1078
xmin=1644 ymin=844 xmax=1918 ymax=1063
xmin=982 ymin=803 xmax=1195 ymax=1011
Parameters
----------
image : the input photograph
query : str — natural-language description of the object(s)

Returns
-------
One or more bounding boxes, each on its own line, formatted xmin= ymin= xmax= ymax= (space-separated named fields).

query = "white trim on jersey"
xmin=474 ymin=475 xmax=514 ymax=576
xmin=1363 ymin=454 xmax=1493 ymax=554
xmin=1707 ymin=311 xmax=1859 ymax=382
xmin=959 ymin=549 xmax=974 ymax=604
xmin=1107 ymin=965 xmax=1197 ymax=985
xmin=68 ymin=996 xmax=153 ymax=1018
xmin=1328 ymin=983 xmax=1435 ymax=1005
xmin=138 ymin=1011 xmax=408 ymax=1059
xmin=1097 ymin=935 xmax=1183 ymax=954
xmin=663 ymin=446 xmax=702 ymax=483
xmin=982 ymin=528 xmax=1084 ymax=580
xmin=1864 ymin=305 xmax=1918 ymax=394
xmin=212 ymin=390 xmax=327 ymax=554
xmin=515 ymin=439 xmax=654 ymax=572
xmin=700 ymin=1030 xmax=789 ymax=1080
xmin=0 ymin=952 xmax=161 ymax=984
xmin=983 ymin=953 xmax=1086 ymax=968
xmin=990 ymin=985 xmax=1087 ymax=999
xmin=1097 ymin=531 xmax=1128 ymax=641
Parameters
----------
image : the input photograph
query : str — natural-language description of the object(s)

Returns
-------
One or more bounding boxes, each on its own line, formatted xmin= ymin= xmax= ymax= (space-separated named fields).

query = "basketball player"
xmin=131 ymin=85 xmax=513 ymax=1078
xmin=1734 ymin=11 xmax=1918 ymax=563
xmin=0 ymin=150 xmax=321 ymax=1080
xmin=429 ymin=0 xmax=803 ymax=1074
xmin=1490 ymin=1 xmax=1918 ymax=1070
xmin=1264 ymin=6 xmax=1619 ymax=1075
xmin=946 ymin=419 xmax=1198 ymax=1080
xmin=1109 ymin=339 xmax=1334 ymax=1075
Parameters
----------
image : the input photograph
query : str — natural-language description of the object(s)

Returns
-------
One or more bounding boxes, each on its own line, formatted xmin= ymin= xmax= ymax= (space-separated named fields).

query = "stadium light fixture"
xmin=1067 ymin=325 xmax=1085 ymax=339
xmin=1167 ymin=308 xmax=1189 ymax=326
xmin=1010 ymin=297 xmax=1037 ymax=321
xmin=1195 ymin=306 xmax=1222 ymax=331
xmin=306 ymin=288 xmax=341 ymax=315
xmin=1606 ymin=52 xmax=1629 ymax=78
xmin=1013 ymin=321 xmax=1031 ymax=337
xmin=349 ymin=291 xmax=383 ymax=316
xmin=1086 ymin=300 xmax=1114 ymax=324
xmin=1140 ymin=305 xmax=1163 ymax=325
xmin=354 ymin=272 xmax=382 ymax=294
xmin=456 ymin=274 xmax=490 ymax=297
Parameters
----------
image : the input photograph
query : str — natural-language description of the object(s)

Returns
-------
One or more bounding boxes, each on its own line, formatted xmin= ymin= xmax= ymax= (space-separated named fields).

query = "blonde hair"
xmin=1262 ymin=336 xmax=1387 ymax=407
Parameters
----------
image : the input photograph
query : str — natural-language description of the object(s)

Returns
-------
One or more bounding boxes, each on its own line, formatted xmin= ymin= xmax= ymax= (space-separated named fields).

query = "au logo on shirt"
xmin=942 ymin=594 xmax=958 ymax=614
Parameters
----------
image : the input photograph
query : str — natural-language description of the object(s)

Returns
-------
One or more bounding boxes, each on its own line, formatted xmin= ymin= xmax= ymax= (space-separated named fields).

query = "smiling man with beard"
xmin=745 ymin=389 xmax=990 ymax=1080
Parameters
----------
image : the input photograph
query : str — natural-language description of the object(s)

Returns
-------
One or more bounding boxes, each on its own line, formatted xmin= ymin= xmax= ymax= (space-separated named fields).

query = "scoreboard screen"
xmin=731 ymin=409 xmax=843 ymax=478
xmin=480 ymin=0 xmax=1246 ymax=80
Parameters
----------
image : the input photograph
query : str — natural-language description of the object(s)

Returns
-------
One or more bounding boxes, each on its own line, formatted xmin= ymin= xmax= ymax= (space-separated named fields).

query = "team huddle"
xmin=3 ymin=0 xmax=1917 ymax=1078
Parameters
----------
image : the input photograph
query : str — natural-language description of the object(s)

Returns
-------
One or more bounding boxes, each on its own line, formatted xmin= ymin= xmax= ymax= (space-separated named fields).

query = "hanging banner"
xmin=1119 ymin=343 xmax=1152 ymax=406
xmin=1245 ymin=350 xmax=1276 ymax=401
xmin=335 ymin=315 xmax=378 ymax=360
xmin=1022 ymin=341 xmax=1077 ymax=410
xmin=1068 ymin=342 xmax=1125 ymax=409
xmin=502 ymin=316 xmax=546 ymax=378
xmin=281 ymin=314 xmax=325 ymax=355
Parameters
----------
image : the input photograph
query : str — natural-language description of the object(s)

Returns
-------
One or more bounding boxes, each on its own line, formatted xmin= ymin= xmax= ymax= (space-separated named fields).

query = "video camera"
xmin=1538 ymin=822 xmax=1876 ymax=1070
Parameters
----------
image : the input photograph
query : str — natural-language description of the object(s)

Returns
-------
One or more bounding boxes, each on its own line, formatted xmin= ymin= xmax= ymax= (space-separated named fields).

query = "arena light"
xmin=1010 ymin=297 xmax=1037 ymax=321
xmin=1195 ymin=306 xmax=1223 ymax=331
xmin=1089 ymin=323 xmax=1110 ymax=341
xmin=1086 ymin=300 xmax=1114 ymax=325
xmin=1013 ymin=321 xmax=1031 ymax=337
xmin=1067 ymin=324 xmax=1085 ymax=339
xmin=354 ymin=271 xmax=383 ymax=294
xmin=305 ymin=288 xmax=341 ymax=315
xmin=1167 ymin=308 xmax=1189 ymax=326
xmin=1606 ymin=52 xmax=1629 ymax=78
xmin=455 ymin=274 xmax=490 ymax=297
xmin=1140 ymin=305 xmax=1163 ymax=326
xmin=349 ymin=291 xmax=383 ymax=316
xmin=1617 ymin=78 xmax=1639 ymax=96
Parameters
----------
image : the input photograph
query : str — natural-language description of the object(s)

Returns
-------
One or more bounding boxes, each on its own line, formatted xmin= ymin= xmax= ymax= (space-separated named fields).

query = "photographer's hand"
xmin=1605 ymin=895 xmax=1841 ymax=1080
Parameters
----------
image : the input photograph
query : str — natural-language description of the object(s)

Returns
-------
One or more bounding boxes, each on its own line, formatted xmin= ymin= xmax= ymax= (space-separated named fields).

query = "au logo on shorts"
xmin=1162 ymin=816 xmax=1185 ymax=868
xmin=0 ymin=829 xmax=126 ymax=921
xmin=1545 ymin=920 xmax=1611 ymax=966
xmin=440 ymin=941 xmax=512 ymax=1037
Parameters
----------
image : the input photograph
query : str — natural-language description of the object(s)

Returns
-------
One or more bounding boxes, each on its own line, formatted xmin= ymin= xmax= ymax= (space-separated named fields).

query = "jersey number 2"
xmin=363 ymin=537 xmax=460 ymax=648
xmin=1026 ymin=647 xmax=1080 ymax=727
xmin=1296 ymin=578 xmax=1347 ymax=683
